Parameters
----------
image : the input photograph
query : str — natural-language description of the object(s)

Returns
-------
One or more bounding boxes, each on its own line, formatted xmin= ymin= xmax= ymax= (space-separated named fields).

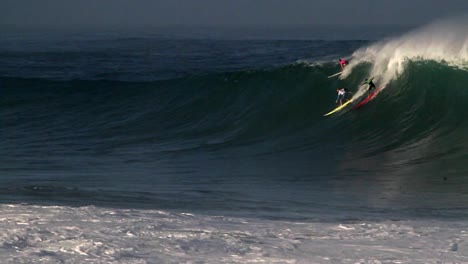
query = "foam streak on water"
xmin=0 ymin=204 xmax=466 ymax=263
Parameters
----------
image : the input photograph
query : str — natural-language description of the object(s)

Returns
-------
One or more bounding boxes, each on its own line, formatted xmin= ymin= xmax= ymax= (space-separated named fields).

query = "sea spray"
xmin=342 ymin=16 xmax=468 ymax=93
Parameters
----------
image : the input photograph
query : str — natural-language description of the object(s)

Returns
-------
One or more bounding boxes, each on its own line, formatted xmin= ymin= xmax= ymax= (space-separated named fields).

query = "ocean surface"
xmin=1 ymin=21 xmax=467 ymax=263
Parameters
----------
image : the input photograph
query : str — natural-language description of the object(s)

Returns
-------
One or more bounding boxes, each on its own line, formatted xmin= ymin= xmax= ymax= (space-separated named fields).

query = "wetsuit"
xmin=336 ymin=89 xmax=350 ymax=104
xmin=362 ymin=77 xmax=376 ymax=91
xmin=339 ymin=59 xmax=348 ymax=68
xmin=336 ymin=89 xmax=346 ymax=101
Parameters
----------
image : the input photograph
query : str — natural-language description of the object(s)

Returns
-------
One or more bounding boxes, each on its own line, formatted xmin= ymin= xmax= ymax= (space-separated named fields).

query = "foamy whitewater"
xmin=1 ymin=17 xmax=468 ymax=263
xmin=1 ymin=204 xmax=466 ymax=263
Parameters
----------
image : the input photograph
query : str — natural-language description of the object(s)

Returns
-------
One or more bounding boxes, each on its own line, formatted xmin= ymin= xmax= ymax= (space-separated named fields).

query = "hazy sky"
xmin=2 ymin=0 xmax=468 ymax=28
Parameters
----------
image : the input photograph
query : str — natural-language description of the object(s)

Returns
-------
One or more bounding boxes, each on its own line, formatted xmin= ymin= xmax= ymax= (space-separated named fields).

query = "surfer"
xmin=362 ymin=77 xmax=376 ymax=93
xmin=336 ymin=88 xmax=350 ymax=105
xmin=339 ymin=59 xmax=348 ymax=70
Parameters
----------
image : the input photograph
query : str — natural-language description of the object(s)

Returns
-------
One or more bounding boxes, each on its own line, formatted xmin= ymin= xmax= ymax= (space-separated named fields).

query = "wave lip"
xmin=343 ymin=16 xmax=468 ymax=86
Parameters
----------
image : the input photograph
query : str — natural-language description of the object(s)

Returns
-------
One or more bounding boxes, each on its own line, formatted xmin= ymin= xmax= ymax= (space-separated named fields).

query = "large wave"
xmin=2 ymin=57 xmax=467 ymax=157
xmin=1 ymin=60 xmax=467 ymax=214
xmin=2 ymin=18 xmax=468 ymax=186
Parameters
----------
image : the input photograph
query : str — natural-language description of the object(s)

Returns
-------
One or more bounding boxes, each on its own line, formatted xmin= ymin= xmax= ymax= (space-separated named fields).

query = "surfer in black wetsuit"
xmin=362 ymin=77 xmax=376 ymax=93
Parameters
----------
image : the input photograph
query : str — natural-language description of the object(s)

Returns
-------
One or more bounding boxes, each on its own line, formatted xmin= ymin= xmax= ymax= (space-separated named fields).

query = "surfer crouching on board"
xmin=339 ymin=59 xmax=348 ymax=70
xmin=336 ymin=88 xmax=350 ymax=105
xmin=362 ymin=77 xmax=376 ymax=93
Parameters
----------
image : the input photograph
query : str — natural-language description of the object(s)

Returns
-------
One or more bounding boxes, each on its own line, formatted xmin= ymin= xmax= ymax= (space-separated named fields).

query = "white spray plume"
xmin=342 ymin=16 xmax=468 ymax=89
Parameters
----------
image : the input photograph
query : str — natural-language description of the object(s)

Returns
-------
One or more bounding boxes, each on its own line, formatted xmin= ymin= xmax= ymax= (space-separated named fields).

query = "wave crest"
xmin=343 ymin=16 xmax=468 ymax=86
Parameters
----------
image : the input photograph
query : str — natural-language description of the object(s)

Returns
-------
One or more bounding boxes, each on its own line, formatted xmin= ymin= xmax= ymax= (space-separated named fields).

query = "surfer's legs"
xmin=337 ymin=94 xmax=344 ymax=104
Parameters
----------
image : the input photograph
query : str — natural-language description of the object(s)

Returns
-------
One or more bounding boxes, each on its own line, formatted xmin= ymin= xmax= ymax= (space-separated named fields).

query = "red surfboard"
xmin=352 ymin=87 xmax=383 ymax=109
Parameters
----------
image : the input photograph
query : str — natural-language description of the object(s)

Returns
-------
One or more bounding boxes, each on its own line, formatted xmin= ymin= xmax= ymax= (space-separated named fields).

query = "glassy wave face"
xmin=1 ymin=25 xmax=467 ymax=220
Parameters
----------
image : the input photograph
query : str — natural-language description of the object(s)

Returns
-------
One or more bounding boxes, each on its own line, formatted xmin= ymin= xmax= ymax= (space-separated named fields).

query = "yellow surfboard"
xmin=323 ymin=99 xmax=353 ymax=116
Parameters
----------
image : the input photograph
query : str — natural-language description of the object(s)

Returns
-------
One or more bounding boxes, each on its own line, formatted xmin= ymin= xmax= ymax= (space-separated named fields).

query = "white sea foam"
xmin=343 ymin=16 xmax=468 ymax=96
xmin=0 ymin=204 xmax=466 ymax=263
